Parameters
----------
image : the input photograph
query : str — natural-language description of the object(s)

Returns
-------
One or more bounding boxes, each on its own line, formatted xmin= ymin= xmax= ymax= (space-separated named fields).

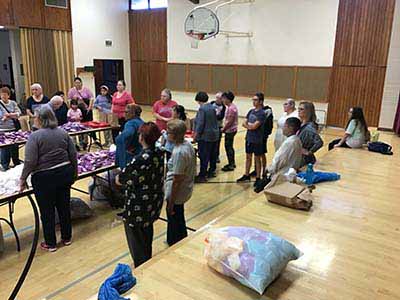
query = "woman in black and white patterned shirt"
xmin=116 ymin=121 xmax=164 ymax=267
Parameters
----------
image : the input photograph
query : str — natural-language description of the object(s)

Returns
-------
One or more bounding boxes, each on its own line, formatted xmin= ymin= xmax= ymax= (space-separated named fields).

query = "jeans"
xmin=31 ymin=164 xmax=75 ymax=247
xmin=198 ymin=140 xmax=218 ymax=177
xmin=167 ymin=204 xmax=187 ymax=246
xmin=224 ymin=131 xmax=236 ymax=167
xmin=0 ymin=145 xmax=20 ymax=170
xmin=124 ymin=222 xmax=154 ymax=268
xmin=328 ymin=138 xmax=351 ymax=151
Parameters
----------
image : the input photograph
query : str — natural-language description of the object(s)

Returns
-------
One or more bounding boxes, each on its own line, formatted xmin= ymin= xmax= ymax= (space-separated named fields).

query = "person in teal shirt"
xmin=115 ymin=104 xmax=144 ymax=168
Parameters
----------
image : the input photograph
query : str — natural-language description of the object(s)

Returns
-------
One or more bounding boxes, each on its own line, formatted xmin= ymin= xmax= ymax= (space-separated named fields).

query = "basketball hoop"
xmin=184 ymin=7 xmax=220 ymax=41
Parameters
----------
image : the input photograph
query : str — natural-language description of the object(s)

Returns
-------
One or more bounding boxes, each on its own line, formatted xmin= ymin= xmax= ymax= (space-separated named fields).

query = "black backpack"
xmin=367 ymin=142 xmax=393 ymax=155
xmin=263 ymin=106 xmax=273 ymax=137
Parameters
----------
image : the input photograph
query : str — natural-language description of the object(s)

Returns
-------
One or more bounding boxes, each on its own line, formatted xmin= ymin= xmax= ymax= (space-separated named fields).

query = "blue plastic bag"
xmin=297 ymin=171 xmax=340 ymax=184
xmin=98 ymin=263 xmax=137 ymax=300
xmin=204 ymin=227 xmax=302 ymax=294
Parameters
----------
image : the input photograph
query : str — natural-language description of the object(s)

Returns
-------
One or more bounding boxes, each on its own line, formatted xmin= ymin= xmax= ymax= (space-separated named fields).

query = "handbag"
xmin=0 ymin=100 xmax=21 ymax=131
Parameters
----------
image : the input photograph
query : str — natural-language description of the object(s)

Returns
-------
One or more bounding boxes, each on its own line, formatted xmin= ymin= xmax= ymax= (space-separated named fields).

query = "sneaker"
xmin=61 ymin=239 xmax=72 ymax=246
xmin=249 ymin=170 xmax=257 ymax=177
xmin=236 ymin=175 xmax=251 ymax=183
xmin=207 ymin=171 xmax=217 ymax=178
xmin=221 ymin=165 xmax=235 ymax=172
xmin=194 ymin=175 xmax=208 ymax=183
xmin=40 ymin=242 xmax=57 ymax=252
xmin=254 ymin=177 xmax=271 ymax=193
xmin=253 ymin=178 xmax=262 ymax=188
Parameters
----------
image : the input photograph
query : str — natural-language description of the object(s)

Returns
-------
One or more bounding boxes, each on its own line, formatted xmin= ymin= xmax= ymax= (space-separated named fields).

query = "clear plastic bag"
xmin=204 ymin=226 xmax=302 ymax=294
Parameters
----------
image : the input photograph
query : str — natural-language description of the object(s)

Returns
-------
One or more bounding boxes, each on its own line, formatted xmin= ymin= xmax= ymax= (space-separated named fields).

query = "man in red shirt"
xmin=153 ymin=89 xmax=178 ymax=131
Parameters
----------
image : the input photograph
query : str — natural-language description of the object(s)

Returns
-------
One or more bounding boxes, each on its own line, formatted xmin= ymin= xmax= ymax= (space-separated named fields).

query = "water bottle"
xmin=305 ymin=163 xmax=314 ymax=186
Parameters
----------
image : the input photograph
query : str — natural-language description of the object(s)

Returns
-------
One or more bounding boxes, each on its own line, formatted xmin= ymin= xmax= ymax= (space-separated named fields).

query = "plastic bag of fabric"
xmin=88 ymin=169 xmax=125 ymax=208
xmin=204 ymin=226 xmax=302 ymax=294
xmin=55 ymin=197 xmax=93 ymax=224
xmin=297 ymin=171 xmax=340 ymax=184
xmin=98 ymin=263 xmax=136 ymax=300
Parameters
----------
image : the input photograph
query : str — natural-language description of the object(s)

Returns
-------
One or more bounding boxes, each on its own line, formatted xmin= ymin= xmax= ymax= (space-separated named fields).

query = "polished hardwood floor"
xmin=0 ymin=107 xmax=399 ymax=300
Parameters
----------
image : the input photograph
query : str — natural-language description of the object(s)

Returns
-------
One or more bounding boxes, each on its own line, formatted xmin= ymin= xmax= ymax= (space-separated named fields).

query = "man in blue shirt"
xmin=237 ymin=93 xmax=266 ymax=189
xmin=193 ymin=91 xmax=219 ymax=183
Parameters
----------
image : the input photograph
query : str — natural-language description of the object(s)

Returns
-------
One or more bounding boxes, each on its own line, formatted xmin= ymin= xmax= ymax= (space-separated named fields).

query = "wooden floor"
xmin=1 ymin=106 xmax=399 ymax=300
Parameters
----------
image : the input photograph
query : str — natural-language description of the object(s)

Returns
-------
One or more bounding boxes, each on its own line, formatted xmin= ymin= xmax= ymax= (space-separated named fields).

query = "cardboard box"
xmin=264 ymin=175 xmax=313 ymax=211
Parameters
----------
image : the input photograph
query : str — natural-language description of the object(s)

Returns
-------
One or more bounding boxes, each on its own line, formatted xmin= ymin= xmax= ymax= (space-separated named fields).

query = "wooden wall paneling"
xmin=236 ymin=65 xmax=264 ymax=95
xmin=149 ymin=9 xmax=167 ymax=61
xmin=295 ymin=67 xmax=331 ymax=101
xmin=211 ymin=65 xmax=235 ymax=93
xmin=131 ymin=62 xmax=149 ymax=105
xmin=265 ymin=66 xmax=295 ymax=99
xmin=167 ymin=63 xmax=186 ymax=91
xmin=0 ymin=0 xmax=14 ymax=26
xmin=149 ymin=61 xmax=167 ymax=105
xmin=43 ymin=6 xmax=72 ymax=31
xmin=188 ymin=64 xmax=210 ymax=92
xmin=13 ymin=0 xmax=43 ymax=28
xmin=292 ymin=66 xmax=298 ymax=99
xmin=129 ymin=11 xmax=151 ymax=61
xmin=333 ymin=0 xmax=395 ymax=66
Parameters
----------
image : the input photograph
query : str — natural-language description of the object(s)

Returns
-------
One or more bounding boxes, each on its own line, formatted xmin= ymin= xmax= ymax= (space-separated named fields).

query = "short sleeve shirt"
xmin=119 ymin=148 xmax=165 ymax=228
xmin=345 ymin=120 xmax=365 ymax=148
xmin=153 ymin=100 xmax=178 ymax=131
xmin=245 ymin=108 xmax=266 ymax=144
xmin=165 ymin=141 xmax=196 ymax=205
xmin=67 ymin=87 xmax=94 ymax=101
xmin=26 ymin=95 xmax=49 ymax=114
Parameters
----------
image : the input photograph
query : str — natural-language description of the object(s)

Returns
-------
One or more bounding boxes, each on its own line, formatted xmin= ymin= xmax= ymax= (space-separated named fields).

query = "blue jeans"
xmin=0 ymin=145 xmax=20 ymax=170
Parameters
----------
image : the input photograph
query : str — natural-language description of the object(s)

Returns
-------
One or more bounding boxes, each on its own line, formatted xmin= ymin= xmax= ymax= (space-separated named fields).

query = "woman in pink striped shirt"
xmin=112 ymin=80 xmax=135 ymax=141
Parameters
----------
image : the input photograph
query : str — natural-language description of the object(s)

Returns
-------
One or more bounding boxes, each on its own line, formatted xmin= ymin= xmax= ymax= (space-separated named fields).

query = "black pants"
xmin=0 ymin=144 xmax=20 ymax=170
xmin=124 ymin=222 xmax=154 ymax=268
xmin=112 ymin=118 xmax=126 ymax=142
xmin=328 ymin=139 xmax=351 ymax=151
xmin=198 ymin=140 xmax=218 ymax=177
xmin=167 ymin=204 xmax=187 ymax=246
xmin=31 ymin=164 xmax=74 ymax=247
xmin=224 ymin=132 xmax=236 ymax=167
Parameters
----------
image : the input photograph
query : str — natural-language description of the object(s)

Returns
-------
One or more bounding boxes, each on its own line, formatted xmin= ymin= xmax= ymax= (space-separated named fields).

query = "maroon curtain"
xmin=394 ymin=93 xmax=400 ymax=135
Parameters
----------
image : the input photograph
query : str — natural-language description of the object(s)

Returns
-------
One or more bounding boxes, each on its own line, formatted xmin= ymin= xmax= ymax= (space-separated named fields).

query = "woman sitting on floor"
xmin=116 ymin=122 xmax=164 ymax=268
xmin=328 ymin=107 xmax=370 ymax=150
xmin=297 ymin=101 xmax=323 ymax=167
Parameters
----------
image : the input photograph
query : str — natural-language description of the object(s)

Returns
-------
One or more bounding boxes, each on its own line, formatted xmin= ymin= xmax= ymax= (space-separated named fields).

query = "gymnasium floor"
xmin=0 ymin=107 xmax=399 ymax=300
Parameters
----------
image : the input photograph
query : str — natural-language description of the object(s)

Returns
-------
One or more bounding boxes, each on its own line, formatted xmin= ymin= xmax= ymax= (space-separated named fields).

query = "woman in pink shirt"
xmin=152 ymin=89 xmax=177 ymax=131
xmin=112 ymin=80 xmax=135 ymax=141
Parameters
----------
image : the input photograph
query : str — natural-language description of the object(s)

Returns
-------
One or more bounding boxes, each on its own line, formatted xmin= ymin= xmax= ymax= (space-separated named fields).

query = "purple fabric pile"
xmin=0 ymin=131 xmax=31 ymax=145
xmin=60 ymin=122 xmax=89 ymax=132
xmin=77 ymin=150 xmax=116 ymax=174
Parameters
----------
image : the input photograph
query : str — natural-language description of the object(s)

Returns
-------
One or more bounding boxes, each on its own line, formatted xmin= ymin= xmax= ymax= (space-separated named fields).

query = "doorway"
xmin=93 ymin=59 xmax=124 ymax=96
xmin=0 ymin=30 xmax=16 ymax=100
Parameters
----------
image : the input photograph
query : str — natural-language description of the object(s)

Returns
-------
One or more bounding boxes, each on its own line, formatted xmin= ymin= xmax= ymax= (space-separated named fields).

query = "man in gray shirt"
xmin=193 ymin=91 xmax=219 ymax=183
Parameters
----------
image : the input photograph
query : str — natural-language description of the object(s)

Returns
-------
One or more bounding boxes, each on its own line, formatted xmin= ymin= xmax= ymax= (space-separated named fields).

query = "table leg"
xmin=8 ymin=194 xmax=40 ymax=300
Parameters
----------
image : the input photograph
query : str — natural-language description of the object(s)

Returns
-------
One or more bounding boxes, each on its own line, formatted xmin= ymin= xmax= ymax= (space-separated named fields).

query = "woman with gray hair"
xmin=274 ymin=98 xmax=299 ymax=151
xmin=26 ymin=83 xmax=50 ymax=118
xmin=19 ymin=106 xmax=78 ymax=252
xmin=152 ymin=88 xmax=178 ymax=131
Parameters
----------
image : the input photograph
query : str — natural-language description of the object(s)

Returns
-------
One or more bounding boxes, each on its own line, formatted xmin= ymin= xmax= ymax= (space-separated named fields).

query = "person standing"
xmin=112 ymin=80 xmax=135 ymax=141
xmin=0 ymin=87 xmax=21 ymax=171
xmin=193 ymin=91 xmax=219 ymax=183
xmin=164 ymin=120 xmax=196 ymax=246
xmin=116 ymin=122 xmax=164 ymax=268
xmin=115 ymin=104 xmax=144 ymax=169
xmin=153 ymin=89 xmax=177 ymax=131
xmin=26 ymin=83 xmax=49 ymax=118
xmin=94 ymin=85 xmax=113 ymax=146
xmin=68 ymin=77 xmax=99 ymax=149
xmin=211 ymin=92 xmax=226 ymax=163
xmin=19 ymin=106 xmax=77 ymax=252
xmin=297 ymin=101 xmax=323 ymax=166
xmin=221 ymin=91 xmax=238 ymax=172
xmin=274 ymin=99 xmax=299 ymax=151
xmin=237 ymin=93 xmax=266 ymax=190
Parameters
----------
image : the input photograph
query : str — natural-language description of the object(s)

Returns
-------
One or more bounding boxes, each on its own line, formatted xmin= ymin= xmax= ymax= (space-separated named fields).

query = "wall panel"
xmin=211 ymin=65 xmax=235 ymax=93
xmin=296 ymin=67 xmax=331 ymax=101
xmin=131 ymin=61 xmax=149 ymax=105
xmin=236 ymin=66 xmax=264 ymax=95
xmin=0 ymin=0 xmax=14 ymax=26
xmin=167 ymin=64 xmax=186 ymax=91
xmin=149 ymin=61 xmax=167 ymax=104
xmin=188 ymin=64 xmax=210 ymax=92
xmin=265 ymin=67 xmax=295 ymax=99
xmin=43 ymin=5 xmax=72 ymax=31
xmin=13 ymin=0 xmax=43 ymax=28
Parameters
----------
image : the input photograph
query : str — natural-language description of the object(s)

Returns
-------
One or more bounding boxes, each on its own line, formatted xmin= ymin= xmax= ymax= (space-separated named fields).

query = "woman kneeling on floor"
xmin=116 ymin=122 xmax=164 ymax=268
xmin=328 ymin=107 xmax=370 ymax=150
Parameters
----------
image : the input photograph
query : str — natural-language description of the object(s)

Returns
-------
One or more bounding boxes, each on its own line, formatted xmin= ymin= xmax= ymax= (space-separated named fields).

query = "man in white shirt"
xmin=254 ymin=117 xmax=302 ymax=193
